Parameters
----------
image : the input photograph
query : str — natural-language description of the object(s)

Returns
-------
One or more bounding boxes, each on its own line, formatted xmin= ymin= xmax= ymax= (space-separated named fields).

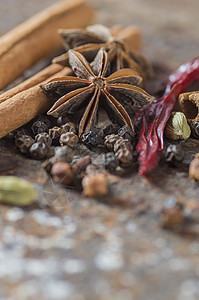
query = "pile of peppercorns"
xmin=13 ymin=115 xmax=136 ymax=196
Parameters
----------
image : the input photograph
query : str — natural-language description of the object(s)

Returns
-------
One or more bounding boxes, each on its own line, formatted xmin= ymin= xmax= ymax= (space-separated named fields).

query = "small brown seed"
xmin=51 ymin=162 xmax=74 ymax=185
xmin=113 ymin=138 xmax=132 ymax=152
xmin=115 ymin=147 xmax=133 ymax=166
xmin=82 ymin=173 xmax=108 ymax=197
xmin=49 ymin=126 xmax=62 ymax=140
xmin=59 ymin=132 xmax=79 ymax=148
xmin=104 ymin=134 xmax=122 ymax=150
xmin=61 ymin=122 xmax=77 ymax=134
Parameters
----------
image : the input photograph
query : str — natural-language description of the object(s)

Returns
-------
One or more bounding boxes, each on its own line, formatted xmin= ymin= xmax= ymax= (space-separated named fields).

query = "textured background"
xmin=0 ymin=1 xmax=199 ymax=300
xmin=1 ymin=0 xmax=199 ymax=67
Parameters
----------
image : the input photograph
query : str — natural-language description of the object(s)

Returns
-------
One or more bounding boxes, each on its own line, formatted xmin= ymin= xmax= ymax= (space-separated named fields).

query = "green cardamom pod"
xmin=0 ymin=176 xmax=36 ymax=206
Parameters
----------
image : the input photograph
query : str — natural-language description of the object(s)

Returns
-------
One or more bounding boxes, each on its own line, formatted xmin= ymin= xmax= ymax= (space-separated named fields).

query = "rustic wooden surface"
xmin=1 ymin=1 xmax=199 ymax=300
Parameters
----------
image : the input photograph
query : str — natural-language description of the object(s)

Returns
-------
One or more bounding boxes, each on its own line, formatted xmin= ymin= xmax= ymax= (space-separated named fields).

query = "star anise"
xmin=41 ymin=48 xmax=153 ymax=137
xmin=52 ymin=24 xmax=153 ymax=79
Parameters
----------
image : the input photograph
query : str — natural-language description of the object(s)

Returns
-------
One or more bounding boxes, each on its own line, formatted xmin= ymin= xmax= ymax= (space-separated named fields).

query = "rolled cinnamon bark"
xmin=0 ymin=64 xmax=63 ymax=104
xmin=0 ymin=0 xmax=94 ymax=90
xmin=0 ymin=68 xmax=72 ymax=138
xmin=0 ymin=27 xmax=142 ymax=138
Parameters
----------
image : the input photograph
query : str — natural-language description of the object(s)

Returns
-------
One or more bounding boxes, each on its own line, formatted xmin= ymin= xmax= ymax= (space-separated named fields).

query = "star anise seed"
xmin=52 ymin=24 xmax=153 ymax=79
xmin=41 ymin=48 xmax=153 ymax=137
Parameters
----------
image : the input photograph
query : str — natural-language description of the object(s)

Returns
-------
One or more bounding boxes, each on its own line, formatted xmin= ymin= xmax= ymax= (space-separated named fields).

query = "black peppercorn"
xmin=31 ymin=121 xmax=49 ymax=136
xmin=104 ymin=134 xmax=123 ymax=150
xmin=103 ymin=152 xmax=119 ymax=172
xmin=15 ymin=135 xmax=35 ymax=154
xmin=49 ymin=126 xmax=62 ymax=145
xmin=59 ymin=132 xmax=79 ymax=148
xmin=82 ymin=129 xmax=103 ymax=147
xmin=165 ymin=144 xmax=184 ymax=165
xmin=35 ymin=133 xmax=52 ymax=147
xmin=118 ymin=125 xmax=135 ymax=143
xmin=190 ymin=121 xmax=199 ymax=138
xmin=29 ymin=142 xmax=48 ymax=160
xmin=31 ymin=115 xmax=51 ymax=136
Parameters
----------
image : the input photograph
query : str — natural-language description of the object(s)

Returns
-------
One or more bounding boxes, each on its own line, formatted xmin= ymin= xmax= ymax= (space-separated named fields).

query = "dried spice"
xmin=49 ymin=126 xmax=63 ymax=142
xmin=51 ymin=162 xmax=74 ymax=185
xmin=15 ymin=135 xmax=35 ymax=154
xmin=165 ymin=144 xmax=184 ymax=165
xmin=104 ymin=134 xmax=133 ymax=167
xmin=190 ymin=121 xmax=199 ymax=138
xmin=165 ymin=112 xmax=191 ymax=140
xmin=82 ymin=128 xmax=103 ymax=146
xmin=31 ymin=115 xmax=51 ymax=136
xmin=41 ymin=48 xmax=152 ymax=137
xmin=118 ymin=125 xmax=135 ymax=143
xmin=189 ymin=154 xmax=199 ymax=181
xmin=0 ymin=176 xmax=36 ymax=206
xmin=29 ymin=142 xmax=48 ymax=160
xmin=53 ymin=24 xmax=153 ymax=77
xmin=178 ymin=91 xmax=199 ymax=122
xmin=104 ymin=134 xmax=123 ymax=150
xmin=35 ymin=132 xmax=52 ymax=147
xmin=135 ymin=56 xmax=199 ymax=175
xmin=60 ymin=132 xmax=79 ymax=148
xmin=114 ymin=139 xmax=133 ymax=167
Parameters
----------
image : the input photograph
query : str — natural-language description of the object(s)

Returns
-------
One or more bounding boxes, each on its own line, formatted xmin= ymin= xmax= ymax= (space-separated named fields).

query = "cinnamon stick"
xmin=0 ymin=0 xmax=94 ymax=90
xmin=0 ymin=64 xmax=63 ymax=104
xmin=0 ymin=68 xmax=72 ymax=138
xmin=0 ymin=26 xmax=142 ymax=138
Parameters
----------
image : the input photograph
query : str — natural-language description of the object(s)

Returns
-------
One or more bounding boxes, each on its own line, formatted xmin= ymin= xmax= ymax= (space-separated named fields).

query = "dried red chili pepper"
xmin=135 ymin=56 xmax=199 ymax=175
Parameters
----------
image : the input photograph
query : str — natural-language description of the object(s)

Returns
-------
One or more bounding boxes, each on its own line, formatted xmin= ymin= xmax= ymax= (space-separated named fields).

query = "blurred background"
xmin=0 ymin=0 xmax=199 ymax=68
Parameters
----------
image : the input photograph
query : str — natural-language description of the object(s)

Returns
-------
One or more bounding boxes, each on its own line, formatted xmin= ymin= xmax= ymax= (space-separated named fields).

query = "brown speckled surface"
xmin=1 ymin=1 xmax=199 ymax=300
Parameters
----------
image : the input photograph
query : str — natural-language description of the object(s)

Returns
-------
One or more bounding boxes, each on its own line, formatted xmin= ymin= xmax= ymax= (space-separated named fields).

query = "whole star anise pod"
xmin=53 ymin=24 xmax=153 ymax=79
xmin=41 ymin=48 xmax=153 ymax=137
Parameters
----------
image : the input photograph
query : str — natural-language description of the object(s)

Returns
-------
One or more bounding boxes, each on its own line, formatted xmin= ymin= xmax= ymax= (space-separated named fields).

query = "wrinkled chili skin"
xmin=135 ymin=56 xmax=199 ymax=175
